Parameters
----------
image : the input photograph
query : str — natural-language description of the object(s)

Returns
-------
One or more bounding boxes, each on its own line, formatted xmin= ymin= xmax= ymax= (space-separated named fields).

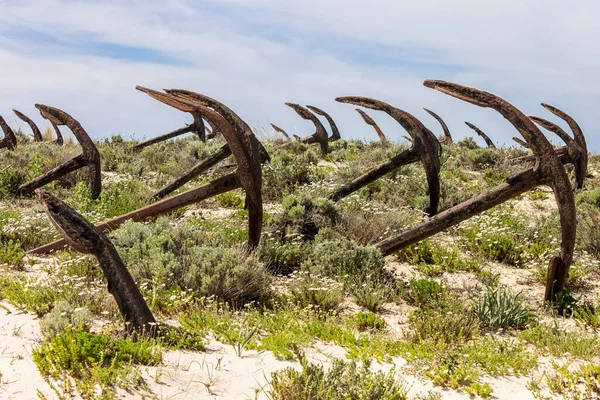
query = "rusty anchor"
xmin=331 ymin=97 xmax=441 ymax=216
xmin=375 ymin=80 xmax=576 ymax=302
xmin=37 ymin=190 xmax=157 ymax=337
xmin=16 ymin=105 xmax=101 ymax=199
xmin=30 ymin=89 xmax=265 ymax=254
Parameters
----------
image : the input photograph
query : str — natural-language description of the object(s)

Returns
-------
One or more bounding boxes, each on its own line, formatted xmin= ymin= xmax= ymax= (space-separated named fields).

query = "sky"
xmin=0 ymin=0 xmax=598 ymax=150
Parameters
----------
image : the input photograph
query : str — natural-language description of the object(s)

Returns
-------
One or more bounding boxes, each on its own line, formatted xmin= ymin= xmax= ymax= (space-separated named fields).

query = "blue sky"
xmin=0 ymin=0 xmax=598 ymax=150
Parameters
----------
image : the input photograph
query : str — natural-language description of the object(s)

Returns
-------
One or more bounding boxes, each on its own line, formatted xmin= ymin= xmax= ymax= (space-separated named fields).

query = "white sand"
xmin=0 ymin=299 xmax=545 ymax=400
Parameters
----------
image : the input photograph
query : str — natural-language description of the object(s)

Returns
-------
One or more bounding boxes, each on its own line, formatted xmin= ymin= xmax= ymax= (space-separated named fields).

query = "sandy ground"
xmin=0 ymin=194 xmax=582 ymax=399
xmin=0 ymin=303 xmax=55 ymax=400
xmin=0 ymin=299 xmax=545 ymax=400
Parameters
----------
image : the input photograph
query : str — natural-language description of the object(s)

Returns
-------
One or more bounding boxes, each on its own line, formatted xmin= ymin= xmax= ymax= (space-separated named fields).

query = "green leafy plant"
xmin=312 ymin=238 xmax=400 ymax=308
xmin=113 ymin=219 xmax=272 ymax=308
xmin=268 ymin=349 xmax=407 ymax=400
xmin=353 ymin=311 xmax=386 ymax=331
xmin=406 ymin=278 xmax=445 ymax=308
xmin=232 ymin=318 xmax=259 ymax=357
xmin=0 ymin=239 xmax=25 ymax=269
xmin=408 ymin=307 xmax=478 ymax=344
xmin=216 ymin=190 xmax=245 ymax=208
xmin=287 ymin=270 xmax=345 ymax=312
xmin=475 ymin=286 xmax=532 ymax=330
xmin=519 ymin=322 xmax=600 ymax=359
xmin=40 ymin=300 xmax=92 ymax=338
xmin=33 ymin=328 xmax=161 ymax=399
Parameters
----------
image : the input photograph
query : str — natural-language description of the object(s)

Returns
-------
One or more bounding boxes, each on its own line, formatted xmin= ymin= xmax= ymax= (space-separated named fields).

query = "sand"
xmin=0 ymin=299 xmax=546 ymax=400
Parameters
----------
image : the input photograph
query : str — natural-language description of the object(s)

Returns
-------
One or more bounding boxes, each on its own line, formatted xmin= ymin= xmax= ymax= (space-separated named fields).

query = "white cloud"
xmin=0 ymin=0 xmax=597 ymax=150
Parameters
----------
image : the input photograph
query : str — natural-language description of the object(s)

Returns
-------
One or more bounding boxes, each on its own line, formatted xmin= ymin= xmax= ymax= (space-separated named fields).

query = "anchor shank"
xmin=376 ymin=168 xmax=540 ymax=255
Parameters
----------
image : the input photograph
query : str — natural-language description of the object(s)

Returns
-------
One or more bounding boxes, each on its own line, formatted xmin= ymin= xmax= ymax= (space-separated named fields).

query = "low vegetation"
xmin=0 ymin=136 xmax=598 ymax=398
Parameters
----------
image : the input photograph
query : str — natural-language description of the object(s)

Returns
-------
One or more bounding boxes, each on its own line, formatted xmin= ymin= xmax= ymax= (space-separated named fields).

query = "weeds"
xmin=232 ymin=318 xmax=259 ymax=357
xmin=33 ymin=328 xmax=161 ymax=399
xmin=2 ymin=136 xmax=600 ymax=398
xmin=40 ymin=300 xmax=92 ymax=338
xmin=475 ymin=286 xmax=532 ymax=330
xmin=528 ymin=361 xmax=600 ymax=400
xmin=268 ymin=349 xmax=407 ymax=400
xmin=519 ymin=321 xmax=600 ymax=359
xmin=353 ymin=311 xmax=386 ymax=331
xmin=311 ymin=238 xmax=400 ymax=309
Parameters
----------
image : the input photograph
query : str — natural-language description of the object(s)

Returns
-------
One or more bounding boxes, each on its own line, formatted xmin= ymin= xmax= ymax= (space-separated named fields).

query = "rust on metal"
xmin=146 ymin=87 xmax=269 ymax=216
xmin=530 ymin=104 xmax=588 ymax=190
xmin=465 ymin=121 xmax=496 ymax=148
xmin=334 ymin=96 xmax=441 ymax=216
xmin=50 ymin=121 xmax=64 ymax=145
xmin=133 ymin=86 xmax=208 ymax=150
xmin=140 ymin=86 xmax=266 ymax=202
xmin=0 ymin=116 xmax=17 ymax=150
xmin=31 ymin=174 xmax=240 ymax=255
xmin=32 ymin=87 xmax=265 ymax=253
xmin=37 ymin=189 xmax=157 ymax=337
xmin=306 ymin=105 xmax=341 ymax=141
xmin=13 ymin=109 xmax=43 ymax=142
xmin=17 ymin=105 xmax=101 ymax=199
xmin=282 ymin=102 xmax=329 ymax=155
xmin=376 ymin=80 xmax=575 ymax=302
xmin=512 ymin=136 xmax=528 ymax=148
xmin=166 ymin=89 xmax=264 ymax=248
xmin=166 ymin=88 xmax=270 ymax=163
xmin=355 ymin=108 xmax=387 ymax=143
xmin=424 ymin=108 xmax=453 ymax=144
xmin=271 ymin=123 xmax=291 ymax=141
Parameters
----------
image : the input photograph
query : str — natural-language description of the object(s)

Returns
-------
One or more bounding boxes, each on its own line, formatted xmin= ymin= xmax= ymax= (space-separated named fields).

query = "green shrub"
xmin=519 ymin=322 xmax=600 ymax=359
xmin=312 ymin=238 xmax=399 ymax=307
xmin=0 ymin=166 xmax=26 ymax=198
xmin=98 ymin=136 xmax=141 ymax=175
xmin=0 ymin=239 xmax=25 ymax=269
xmin=312 ymin=238 xmax=385 ymax=281
xmin=397 ymin=241 xmax=479 ymax=276
xmin=326 ymin=139 xmax=366 ymax=163
xmin=0 ymin=276 xmax=57 ymax=316
xmin=573 ymin=302 xmax=600 ymax=329
xmin=40 ymin=300 xmax=92 ymax=338
xmin=353 ymin=311 xmax=386 ymax=331
xmin=457 ymin=137 xmax=480 ymax=150
xmin=113 ymin=219 xmax=272 ymax=307
xmin=287 ymin=271 xmax=344 ymax=312
xmin=576 ymin=188 xmax=600 ymax=208
xmin=33 ymin=328 xmax=160 ymax=398
xmin=345 ymin=278 xmax=389 ymax=312
xmin=0 ymin=207 xmax=57 ymax=249
xmin=112 ymin=218 xmax=178 ymax=284
xmin=576 ymin=205 xmax=600 ymax=257
xmin=408 ymin=307 xmax=478 ymax=344
xmin=336 ymin=200 xmax=422 ymax=245
xmin=259 ymin=239 xmax=311 ymax=275
xmin=475 ymin=286 xmax=532 ymax=330
xmin=182 ymin=246 xmax=272 ymax=306
xmin=69 ymin=178 xmax=150 ymax=220
xmin=406 ymin=278 xmax=445 ymax=308
xmin=403 ymin=336 xmax=535 ymax=393
xmin=467 ymin=148 xmax=498 ymax=169
xmin=263 ymin=148 xmax=319 ymax=200
xmin=216 ymin=190 xmax=245 ymax=208
xmin=457 ymin=208 xmax=536 ymax=266
xmin=278 ymin=193 xmax=338 ymax=240
xmin=268 ymin=352 xmax=407 ymax=400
